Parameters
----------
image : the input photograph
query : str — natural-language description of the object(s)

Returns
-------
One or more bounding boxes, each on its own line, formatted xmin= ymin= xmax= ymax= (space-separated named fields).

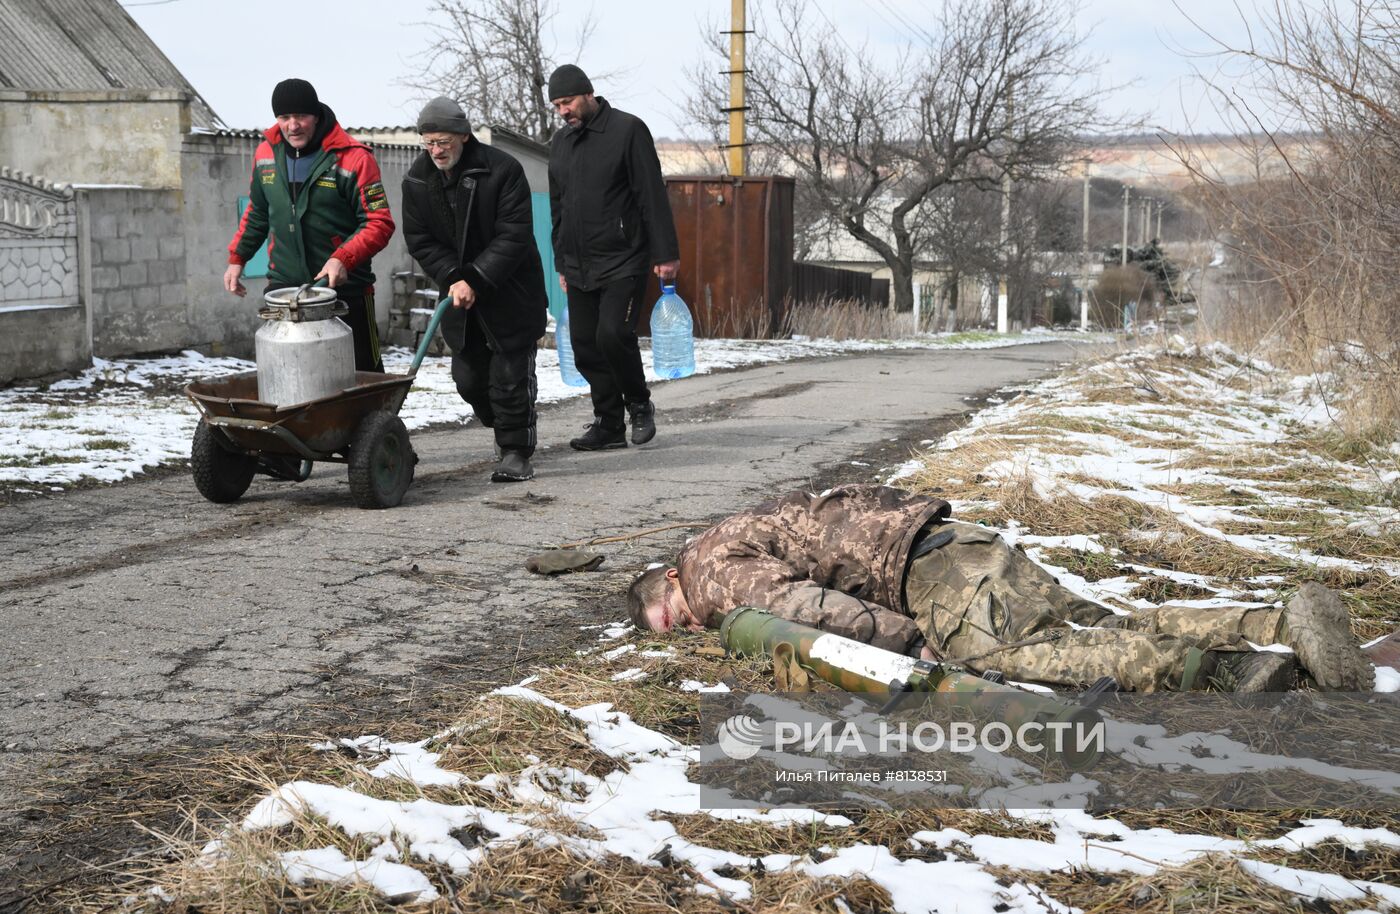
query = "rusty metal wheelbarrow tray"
xmin=185 ymin=371 xmax=414 ymax=461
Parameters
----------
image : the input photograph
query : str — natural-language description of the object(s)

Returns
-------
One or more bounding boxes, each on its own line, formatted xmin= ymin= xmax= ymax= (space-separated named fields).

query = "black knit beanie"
xmin=547 ymin=64 xmax=593 ymax=100
xmin=271 ymin=78 xmax=320 ymax=116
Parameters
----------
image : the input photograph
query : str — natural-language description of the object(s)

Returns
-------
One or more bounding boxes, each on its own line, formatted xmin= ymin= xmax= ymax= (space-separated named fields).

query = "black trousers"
xmin=567 ymin=274 xmax=652 ymax=429
xmin=338 ymin=289 xmax=383 ymax=373
xmin=450 ymin=331 xmax=538 ymax=457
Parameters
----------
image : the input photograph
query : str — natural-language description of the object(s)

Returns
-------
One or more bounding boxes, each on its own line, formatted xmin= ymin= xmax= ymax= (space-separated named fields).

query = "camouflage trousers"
xmin=905 ymin=522 xmax=1265 ymax=692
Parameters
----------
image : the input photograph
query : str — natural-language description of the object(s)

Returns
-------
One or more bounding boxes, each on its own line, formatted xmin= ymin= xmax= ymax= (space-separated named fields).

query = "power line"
xmin=866 ymin=0 xmax=937 ymax=45
xmin=807 ymin=2 xmax=861 ymax=59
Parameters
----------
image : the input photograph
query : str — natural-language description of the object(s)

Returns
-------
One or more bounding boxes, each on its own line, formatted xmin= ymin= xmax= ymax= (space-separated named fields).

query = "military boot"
xmin=1180 ymin=648 xmax=1295 ymax=692
xmin=1279 ymin=584 xmax=1373 ymax=690
xmin=1209 ymin=651 xmax=1296 ymax=692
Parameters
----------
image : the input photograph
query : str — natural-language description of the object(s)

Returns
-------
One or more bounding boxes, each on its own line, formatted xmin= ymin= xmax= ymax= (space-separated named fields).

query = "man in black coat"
xmin=547 ymin=64 xmax=680 ymax=451
xmin=402 ymin=97 xmax=548 ymax=481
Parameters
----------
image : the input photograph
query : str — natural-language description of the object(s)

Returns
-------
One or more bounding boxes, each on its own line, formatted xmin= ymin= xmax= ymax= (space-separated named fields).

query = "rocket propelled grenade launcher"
xmin=719 ymin=606 xmax=1106 ymax=771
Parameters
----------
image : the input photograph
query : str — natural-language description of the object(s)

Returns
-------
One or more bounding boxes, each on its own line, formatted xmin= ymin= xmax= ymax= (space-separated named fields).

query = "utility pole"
xmin=1080 ymin=158 xmax=1091 ymax=331
xmin=997 ymin=89 xmax=1013 ymax=334
xmin=1140 ymin=199 xmax=1151 ymax=243
xmin=722 ymin=0 xmax=748 ymax=176
xmin=1155 ymin=202 xmax=1163 ymax=240
xmin=998 ymin=166 xmax=1010 ymax=333
xmin=1121 ymin=186 xmax=1130 ymax=266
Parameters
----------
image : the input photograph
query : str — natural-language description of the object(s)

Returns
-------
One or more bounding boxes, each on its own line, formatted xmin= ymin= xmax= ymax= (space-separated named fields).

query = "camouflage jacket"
xmin=676 ymin=485 xmax=950 ymax=653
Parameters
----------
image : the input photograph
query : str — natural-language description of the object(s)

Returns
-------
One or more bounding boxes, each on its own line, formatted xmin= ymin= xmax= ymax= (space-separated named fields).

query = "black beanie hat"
xmin=271 ymin=78 xmax=320 ymax=116
xmin=547 ymin=64 xmax=593 ymax=101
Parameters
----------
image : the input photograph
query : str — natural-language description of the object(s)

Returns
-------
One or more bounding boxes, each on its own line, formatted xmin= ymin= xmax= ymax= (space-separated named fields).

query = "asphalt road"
xmin=0 ymin=340 xmax=1087 ymax=883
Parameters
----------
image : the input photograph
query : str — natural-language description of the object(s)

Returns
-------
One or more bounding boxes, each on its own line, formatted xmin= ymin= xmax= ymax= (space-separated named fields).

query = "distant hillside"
xmin=657 ymin=133 xmax=1320 ymax=188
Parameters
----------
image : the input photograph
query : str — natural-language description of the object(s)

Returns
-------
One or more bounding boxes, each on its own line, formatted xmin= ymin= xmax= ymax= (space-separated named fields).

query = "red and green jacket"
xmin=227 ymin=120 xmax=395 ymax=292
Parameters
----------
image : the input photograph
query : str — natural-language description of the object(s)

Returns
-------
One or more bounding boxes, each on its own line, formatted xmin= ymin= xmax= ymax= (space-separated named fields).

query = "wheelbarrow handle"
xmin=409 ymin=296 xmax=452 ymax=375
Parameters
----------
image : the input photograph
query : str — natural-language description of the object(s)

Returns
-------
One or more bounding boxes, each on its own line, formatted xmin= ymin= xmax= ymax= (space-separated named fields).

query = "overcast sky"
xmin=125 ymin=0 xmax=1268 ymax=137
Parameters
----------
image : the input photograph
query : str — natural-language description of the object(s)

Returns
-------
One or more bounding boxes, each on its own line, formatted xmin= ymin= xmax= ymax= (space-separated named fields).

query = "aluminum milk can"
xmin=255 ymin=285 xmax=356 ymax=407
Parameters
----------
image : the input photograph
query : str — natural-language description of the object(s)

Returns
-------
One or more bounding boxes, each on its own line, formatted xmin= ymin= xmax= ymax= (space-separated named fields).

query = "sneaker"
xmin=1281 ymin=583 xmax=1373 ymax=690
xmin=627 ymin=400 xmax=656 ymax=445
xmin=491 ymin=450 xmax=534 ymax=482
xmin=1208 ymin=651 xmax=1296 ymax=693
xmin=569 ymin=421 xmax=627 ymax=451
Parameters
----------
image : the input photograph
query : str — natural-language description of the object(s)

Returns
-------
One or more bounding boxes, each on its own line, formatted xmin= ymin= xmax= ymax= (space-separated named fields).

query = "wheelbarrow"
xmin=185 ymin=296 xmax=451 ymax=509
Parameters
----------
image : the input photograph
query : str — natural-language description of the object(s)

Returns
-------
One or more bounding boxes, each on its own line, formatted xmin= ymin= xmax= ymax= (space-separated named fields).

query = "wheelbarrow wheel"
xmin=191 ymin=422 xmax=256 ymax=503
xmin=348 ymin=411 xmax=415 ymax=509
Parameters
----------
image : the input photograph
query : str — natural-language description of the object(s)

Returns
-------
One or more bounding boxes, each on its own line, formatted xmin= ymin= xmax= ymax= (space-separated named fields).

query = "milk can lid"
xmin=264 ymin=285 xmax=339 ymax=307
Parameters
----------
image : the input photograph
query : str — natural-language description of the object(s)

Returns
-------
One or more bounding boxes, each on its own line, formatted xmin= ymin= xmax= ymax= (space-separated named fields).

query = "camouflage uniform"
xmin=681 ymin=484 xmax=1275 ymax=692
xmin=905 ymin=523 xmax=1263 ymax=691
xmin=677 ymin=485 xmax=950 ymax=653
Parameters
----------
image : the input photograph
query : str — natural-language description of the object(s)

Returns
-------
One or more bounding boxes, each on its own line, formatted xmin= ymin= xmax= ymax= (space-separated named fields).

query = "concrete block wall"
xmin=83 ymin=188 xmax=190 ymax=357
xmin=0 ymin=171 xmax=88 ymax=383
xmin=0 ymin=305 xmax=89 ymax=383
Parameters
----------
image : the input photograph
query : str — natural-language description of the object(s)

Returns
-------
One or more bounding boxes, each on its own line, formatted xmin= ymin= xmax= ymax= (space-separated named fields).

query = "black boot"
xmin=491 ymin=450 xmax=534 ymax=482
xmin=1182 ymin=648 xmax=1295 ymax=692
xmin=569 ymin=421 xmax=627 ymax=451
xmin=627 ymin=400 xmax=656 ymax=445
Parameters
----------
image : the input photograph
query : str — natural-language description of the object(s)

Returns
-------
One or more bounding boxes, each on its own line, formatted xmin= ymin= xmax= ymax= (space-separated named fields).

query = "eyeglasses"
xmin=421 ymin=138 xmax=458 ymax=150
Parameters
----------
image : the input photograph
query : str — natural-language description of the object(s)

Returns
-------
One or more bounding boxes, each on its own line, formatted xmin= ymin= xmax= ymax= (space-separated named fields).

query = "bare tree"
xmin=684 ymin=0 xmax=1111 ymax=312
xmin=1171 ymin=0 xmax=1400 ymax=429
xmin=408 ymin=0 xmax=595 ymax=143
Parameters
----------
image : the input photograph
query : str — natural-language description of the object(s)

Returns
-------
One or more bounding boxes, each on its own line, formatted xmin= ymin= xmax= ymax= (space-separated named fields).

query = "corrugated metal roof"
xmin=0 ymin=0 xmax=223 ymax=130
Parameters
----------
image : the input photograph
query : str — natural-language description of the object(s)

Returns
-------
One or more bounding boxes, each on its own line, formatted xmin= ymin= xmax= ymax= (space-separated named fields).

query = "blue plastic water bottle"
xmin=556 ymin=304 xmax=588 ymax=387
xmin=650 ymin=284 xmax=696 ymax=380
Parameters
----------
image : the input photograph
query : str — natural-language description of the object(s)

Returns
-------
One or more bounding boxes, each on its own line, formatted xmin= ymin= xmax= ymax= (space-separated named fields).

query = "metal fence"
xmin=792 ymin=261 xmax=889 ymax=307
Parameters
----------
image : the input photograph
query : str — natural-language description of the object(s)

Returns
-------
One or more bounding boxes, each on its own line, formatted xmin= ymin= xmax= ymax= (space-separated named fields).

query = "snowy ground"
xmin=132 ymin=338 xmax=1400 ymax=913
xmin=0 ymin=329 xmax=1074 ymax=494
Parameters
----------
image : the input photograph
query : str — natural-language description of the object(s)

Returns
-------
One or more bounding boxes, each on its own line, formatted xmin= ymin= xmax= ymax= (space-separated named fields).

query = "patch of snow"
xmin=279 ymin=846 xmax=439 ymax=902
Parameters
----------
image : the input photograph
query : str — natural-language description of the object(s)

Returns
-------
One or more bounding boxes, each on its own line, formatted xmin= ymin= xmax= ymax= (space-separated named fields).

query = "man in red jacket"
xmin=628 ymin=485 xmax=1374 ymax=693
xmin=224 ymin=78 xmax=395 ymax=372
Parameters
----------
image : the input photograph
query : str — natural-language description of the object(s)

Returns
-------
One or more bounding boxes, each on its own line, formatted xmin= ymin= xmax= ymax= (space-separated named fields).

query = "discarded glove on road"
xmin=526 ymin=549 xmax=605 ymax=575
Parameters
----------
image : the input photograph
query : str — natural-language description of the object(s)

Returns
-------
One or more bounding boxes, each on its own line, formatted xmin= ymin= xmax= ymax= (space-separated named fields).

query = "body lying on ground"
xmin=627 ymin=484 xmax=1374 ymax=692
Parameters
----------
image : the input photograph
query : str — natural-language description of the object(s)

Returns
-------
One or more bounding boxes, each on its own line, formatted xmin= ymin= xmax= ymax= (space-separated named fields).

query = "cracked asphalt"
xmin=0 ymin=340 xmax=1087 ymax=888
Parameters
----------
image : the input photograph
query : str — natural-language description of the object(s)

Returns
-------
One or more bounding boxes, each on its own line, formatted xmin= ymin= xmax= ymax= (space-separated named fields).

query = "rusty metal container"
xmin=643 ymin=175 xmax=794 ymax=338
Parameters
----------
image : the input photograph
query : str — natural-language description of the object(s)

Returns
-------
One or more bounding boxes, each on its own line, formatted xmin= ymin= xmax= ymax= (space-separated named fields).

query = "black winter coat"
xmin=402 ymin=139 xmax=548 ymax=353
xmin=548 ymin=98 xmax=679 ymax=291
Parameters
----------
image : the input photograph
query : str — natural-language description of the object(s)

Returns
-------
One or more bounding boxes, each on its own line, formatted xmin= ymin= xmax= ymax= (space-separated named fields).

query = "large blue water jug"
xmin=650 ymin=284 xmax=696 ymax=380
xmin=556 ymin=304 xmax=588 ymax=387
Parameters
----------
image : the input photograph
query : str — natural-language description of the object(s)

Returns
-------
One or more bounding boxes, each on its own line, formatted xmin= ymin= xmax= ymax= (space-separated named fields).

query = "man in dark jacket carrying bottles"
xmin=547 ymin=64 xmax=680 ymax=451
xmin=401 ymin=97 xmax=548 ymax=482
xmin=225 ymin=78 xmax=395 ymax=372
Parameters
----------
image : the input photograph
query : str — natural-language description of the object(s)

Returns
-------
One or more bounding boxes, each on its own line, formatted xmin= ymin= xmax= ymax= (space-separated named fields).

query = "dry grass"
xmin=993 ymin=852 xmax=1388 ymax=914
xmin=902 ymin=347 xmax=1399 ymax=646
xmin=450 ymin=843 xmax=893 ymax=914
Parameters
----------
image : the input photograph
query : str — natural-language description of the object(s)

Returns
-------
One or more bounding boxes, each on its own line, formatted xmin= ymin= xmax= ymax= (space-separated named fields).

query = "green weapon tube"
xmin=720 ymin=606 xmax=1104 ymax=770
